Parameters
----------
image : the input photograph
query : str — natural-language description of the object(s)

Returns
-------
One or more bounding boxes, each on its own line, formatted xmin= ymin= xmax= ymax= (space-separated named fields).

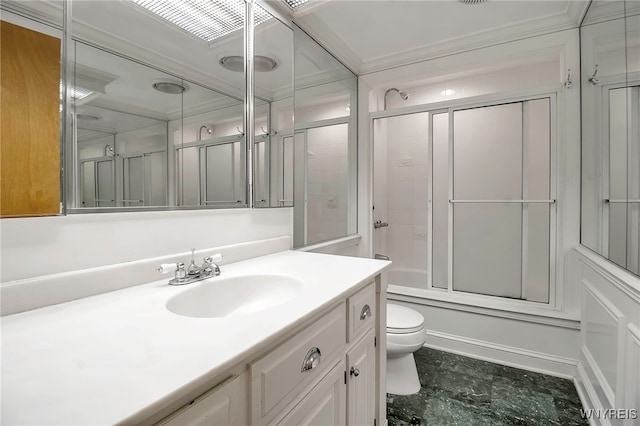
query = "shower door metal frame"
xmin=120 ymin=148 xmax=167 ymax=207
xmin=293 ymin=116 xmax=354 ymax=247
xmin=371 ymin=87 xmax=560 ymax=310
xmin=175 ymin=135 xmax=244 ymax=207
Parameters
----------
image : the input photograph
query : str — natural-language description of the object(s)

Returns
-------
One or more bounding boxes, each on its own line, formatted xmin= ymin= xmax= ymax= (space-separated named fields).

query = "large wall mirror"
xmin=1 ymin=0 xmax=254 ymax=213
xmin=581 ymin=0 xmax=640 ymax=275
xmin=252 ymin=6 xmax=294 ymax=208
xmin=254 ymin=24 xmax=358 ymax=249
xmin=2 ymin=0 xmax=358 ymax=249
xmin=69 ymin=0 xmax=248 ymax=211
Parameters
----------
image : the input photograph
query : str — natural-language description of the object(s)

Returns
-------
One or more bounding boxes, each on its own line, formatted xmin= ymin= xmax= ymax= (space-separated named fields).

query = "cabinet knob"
xmin=360 ymin=304 xmax=371 ymax=320
xmin=301 ymin=347 xmax=321 ymax=372
xmin=350 ymin=366 xmax=360 ymax=377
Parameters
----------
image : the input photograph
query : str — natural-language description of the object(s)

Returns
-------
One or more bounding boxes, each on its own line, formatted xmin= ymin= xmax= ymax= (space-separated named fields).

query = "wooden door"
xmin=1 ymin=21 xmax=61 ymax=217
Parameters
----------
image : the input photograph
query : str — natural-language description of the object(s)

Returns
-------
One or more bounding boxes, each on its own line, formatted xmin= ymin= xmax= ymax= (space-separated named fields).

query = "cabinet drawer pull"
xmin=360 ymin=304 xmax=372 ymax=320
xmin=301 ymin=347 xmax=321 ymax=372
xmin=350 ymin=366 xmax=360 ymax=377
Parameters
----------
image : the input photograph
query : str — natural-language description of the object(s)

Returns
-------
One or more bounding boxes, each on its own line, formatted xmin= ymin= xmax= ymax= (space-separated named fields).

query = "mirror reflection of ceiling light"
xmin=152 ymin=81 xmax=187 ymax=94
xmin=130 ymin=0 xmax=271 ymax=43
xmin=77 ymin=114 xmax=100 ymax=121
xmin=440 ymin=89 xmax=456 ymax=96
xmin=219 ymin=55 xmax=278 ymax=72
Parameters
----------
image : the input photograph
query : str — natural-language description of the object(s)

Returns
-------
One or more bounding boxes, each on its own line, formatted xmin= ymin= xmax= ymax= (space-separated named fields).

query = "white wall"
xmin=572 ymin=247 xmax=640 ymax=425
xmin=0 ymin=208 xmax=292 ymax=283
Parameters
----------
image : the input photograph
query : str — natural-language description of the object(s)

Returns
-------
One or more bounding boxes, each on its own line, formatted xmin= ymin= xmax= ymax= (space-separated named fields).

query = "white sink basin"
xmin=166 ymin=274 xmax=305 ymax=318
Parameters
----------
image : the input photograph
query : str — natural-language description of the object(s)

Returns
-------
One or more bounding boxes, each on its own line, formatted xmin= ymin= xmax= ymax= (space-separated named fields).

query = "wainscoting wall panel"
xmin=573 ymin=247 xmax=640 ymax=426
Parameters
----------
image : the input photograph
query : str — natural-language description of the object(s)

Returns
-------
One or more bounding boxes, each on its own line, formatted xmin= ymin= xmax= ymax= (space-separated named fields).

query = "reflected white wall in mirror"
xmin=289 ymin=26 xmax=358 ymax=248
xmin=580 ymin=0 xmax=640 ymax=275
xmin=252 ymin=8 xmax=294 ymax=209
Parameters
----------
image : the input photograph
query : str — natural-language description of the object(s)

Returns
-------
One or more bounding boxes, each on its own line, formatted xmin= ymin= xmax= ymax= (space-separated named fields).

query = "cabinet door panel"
xmin=156 ymin=374 xmax=245 ymax=426
xmin=277 ymin=361 xmax=346 ymax=426
xmin=347 ymin=330 xmax=375 ymax=426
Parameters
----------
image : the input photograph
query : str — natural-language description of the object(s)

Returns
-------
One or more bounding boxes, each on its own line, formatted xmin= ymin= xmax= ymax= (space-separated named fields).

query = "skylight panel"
xmin=283 ymin=0 xmax=310 ymax=9
xmin=60 ymin=82 xmax=93 ymax=100
xmin=130 ymin=0 xmax=272 ymax=42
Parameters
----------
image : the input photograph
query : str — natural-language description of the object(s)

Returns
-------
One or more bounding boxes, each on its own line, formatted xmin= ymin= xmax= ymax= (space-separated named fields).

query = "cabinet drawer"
xmin=251 ymin=304 xmax=346 ymax=425
xmin=347 ymin=282 xmax=376 ymax=342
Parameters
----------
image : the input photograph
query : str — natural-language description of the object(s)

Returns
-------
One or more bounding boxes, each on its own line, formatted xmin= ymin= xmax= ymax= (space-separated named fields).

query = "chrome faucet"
xmin=158 ymin=249 xmax=223 ymax=285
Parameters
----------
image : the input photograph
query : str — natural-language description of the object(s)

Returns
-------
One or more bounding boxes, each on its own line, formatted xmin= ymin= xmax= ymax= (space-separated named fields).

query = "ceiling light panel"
xmin=131 ymin=0 xmax=272 ymax=42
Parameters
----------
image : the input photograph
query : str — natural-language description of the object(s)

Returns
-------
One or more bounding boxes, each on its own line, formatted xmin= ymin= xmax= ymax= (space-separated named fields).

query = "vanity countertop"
xmin=1 ymin=250 xmax=390 ymax=425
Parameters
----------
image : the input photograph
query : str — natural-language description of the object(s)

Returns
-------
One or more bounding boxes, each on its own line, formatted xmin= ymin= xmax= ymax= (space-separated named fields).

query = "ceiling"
xmin=283 ymin=0 xmax=591 ymax=75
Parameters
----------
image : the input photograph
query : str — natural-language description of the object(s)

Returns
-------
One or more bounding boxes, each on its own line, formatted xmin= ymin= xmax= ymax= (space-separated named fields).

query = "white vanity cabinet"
xmin=251 ymin=281 xmax=379 ymax=426
xmin=154 ymin=280 xmax=384 ymax=426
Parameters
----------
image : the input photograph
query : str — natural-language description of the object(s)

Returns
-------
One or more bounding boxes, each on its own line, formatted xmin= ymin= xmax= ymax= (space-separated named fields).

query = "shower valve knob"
xmin=374 ymin=220 xmax=389 ymax=229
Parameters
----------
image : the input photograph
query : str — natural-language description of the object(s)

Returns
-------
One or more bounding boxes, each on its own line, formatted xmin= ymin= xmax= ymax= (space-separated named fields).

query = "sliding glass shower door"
xmin=373 ymin=112 xmax=430 ymax=289
xmin=451 ymin=99 xmax=552 ymax=302
xmin=373 ymin=95 xmax=555 ymax=304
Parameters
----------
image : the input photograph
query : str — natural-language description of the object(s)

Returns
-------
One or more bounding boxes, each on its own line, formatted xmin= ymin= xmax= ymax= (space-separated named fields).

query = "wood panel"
xmin=1 ymin=21 xmax=61 ymax=217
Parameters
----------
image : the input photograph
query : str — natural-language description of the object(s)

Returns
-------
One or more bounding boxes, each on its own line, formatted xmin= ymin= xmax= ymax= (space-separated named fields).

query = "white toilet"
xmin=386 ymin=303 xmax=427 ymax=395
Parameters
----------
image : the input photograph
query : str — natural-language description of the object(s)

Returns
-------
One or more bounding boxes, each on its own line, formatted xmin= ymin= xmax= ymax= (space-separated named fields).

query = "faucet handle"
xmin=187 ymin=248 xmax=200 ymax=274
xmin=158 ymin=263 xmax=178 ymax=274
xmin=158 ymin=262 xmax=187 ymax=281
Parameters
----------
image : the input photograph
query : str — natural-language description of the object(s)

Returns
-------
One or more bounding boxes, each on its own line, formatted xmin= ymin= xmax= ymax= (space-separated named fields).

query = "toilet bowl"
xmin=386 ymin=303 xmax=427 ymax=395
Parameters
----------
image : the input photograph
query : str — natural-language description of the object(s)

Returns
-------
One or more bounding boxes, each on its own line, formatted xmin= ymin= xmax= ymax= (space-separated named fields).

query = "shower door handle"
xmin=374 ymin=220 xmax=389 ymax=229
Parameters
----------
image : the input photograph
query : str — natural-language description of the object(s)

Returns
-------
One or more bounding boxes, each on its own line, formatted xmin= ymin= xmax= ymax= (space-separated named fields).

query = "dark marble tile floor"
xmin=387 ymin=347 xmax=589 ymax=426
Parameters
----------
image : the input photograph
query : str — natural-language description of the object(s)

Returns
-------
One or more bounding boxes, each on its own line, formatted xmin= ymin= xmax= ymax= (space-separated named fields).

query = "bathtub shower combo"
xmin=373 ymin=97 xmax=556 ymax=304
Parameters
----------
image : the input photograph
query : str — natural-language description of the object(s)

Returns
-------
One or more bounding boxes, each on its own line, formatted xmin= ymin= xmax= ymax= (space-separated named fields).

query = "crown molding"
xmin=359 ymin=11 xmax=581 ymax=75
xmin=293 ymin=12 xmax=363 ymax=75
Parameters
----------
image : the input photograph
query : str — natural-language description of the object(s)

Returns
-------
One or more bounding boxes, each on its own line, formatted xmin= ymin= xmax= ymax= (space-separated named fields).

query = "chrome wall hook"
xmin=260 ymin=126 xmax=277 ymax=138
xmin=588 ymin=64 xmax=599 ymax=85
xmin=565 ymin=68 xmax=573 ymax=89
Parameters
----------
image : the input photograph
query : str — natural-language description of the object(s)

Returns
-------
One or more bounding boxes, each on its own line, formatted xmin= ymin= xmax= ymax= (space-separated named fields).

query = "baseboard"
xmin=424 ymin=330 xmax=579 ymax=379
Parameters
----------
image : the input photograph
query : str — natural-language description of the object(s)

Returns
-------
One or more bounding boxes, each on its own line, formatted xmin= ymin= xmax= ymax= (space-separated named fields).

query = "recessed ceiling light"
xmin=440 ymin=89 xmax=456 ymax=96
xmin=219 ymin=55 xmax=278 ymax=72
xmin=153 ymin=81 xmax=187 ymax=94
xmin=130 ymin=0 xmax=272 ymax=43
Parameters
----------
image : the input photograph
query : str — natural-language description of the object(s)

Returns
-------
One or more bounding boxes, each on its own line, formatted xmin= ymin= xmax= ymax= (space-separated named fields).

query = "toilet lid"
xmin=387 ymin=304 xmax=425 ymax=334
